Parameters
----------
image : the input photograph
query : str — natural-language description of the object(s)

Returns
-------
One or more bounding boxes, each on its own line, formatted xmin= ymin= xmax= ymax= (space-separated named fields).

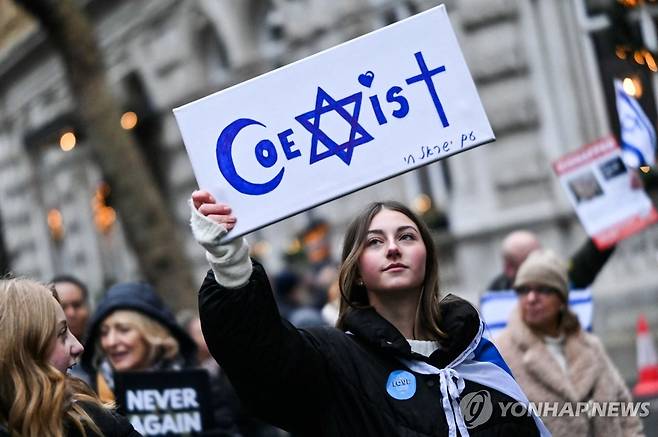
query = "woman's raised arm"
xmin=189 ymin=191 xmax=331 ymax=432
xmin=190 ymin=190 xmax=252 ymax=288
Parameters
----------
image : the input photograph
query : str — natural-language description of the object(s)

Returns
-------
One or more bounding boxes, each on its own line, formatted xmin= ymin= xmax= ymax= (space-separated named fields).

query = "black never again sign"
xmin=114 ymin=369 xmax=215 ymax=436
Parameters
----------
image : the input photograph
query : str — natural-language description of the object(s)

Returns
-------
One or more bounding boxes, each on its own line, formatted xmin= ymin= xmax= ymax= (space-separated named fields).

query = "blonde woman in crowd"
xmin=0 ymin=277 xmax=139 ymax=437
xmin=80 ymin=282 xmax=197 ymax=403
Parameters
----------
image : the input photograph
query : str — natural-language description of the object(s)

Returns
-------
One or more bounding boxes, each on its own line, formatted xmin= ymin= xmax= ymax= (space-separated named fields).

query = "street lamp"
xmin=59 ymin=131 xmax=76 ymax=151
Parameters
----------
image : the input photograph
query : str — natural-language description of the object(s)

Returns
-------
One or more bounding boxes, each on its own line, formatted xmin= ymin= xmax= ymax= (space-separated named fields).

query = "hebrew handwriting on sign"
xmin=216 ymin=51 xmax=449 ymax=196
xmin=403 ymin=131 xmax=477 ymax=165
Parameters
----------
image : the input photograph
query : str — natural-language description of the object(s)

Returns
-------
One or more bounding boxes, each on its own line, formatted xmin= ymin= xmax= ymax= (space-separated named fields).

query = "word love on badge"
xmin=386 ymin=370 xmax=417 ymax=400
xmin=216 ymin=51 xmax=449 ymax=195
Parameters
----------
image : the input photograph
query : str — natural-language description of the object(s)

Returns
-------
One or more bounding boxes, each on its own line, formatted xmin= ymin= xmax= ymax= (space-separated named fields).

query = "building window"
xmin=197 ymin=22 xmax=230 ymax=86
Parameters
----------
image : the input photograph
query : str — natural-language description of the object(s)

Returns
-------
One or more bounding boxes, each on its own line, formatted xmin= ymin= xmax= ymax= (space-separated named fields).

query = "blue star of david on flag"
xmin=295 ymin=87 xmax=374 ymax=165
xmin=614 ymin=79 xmax=656 ymax=168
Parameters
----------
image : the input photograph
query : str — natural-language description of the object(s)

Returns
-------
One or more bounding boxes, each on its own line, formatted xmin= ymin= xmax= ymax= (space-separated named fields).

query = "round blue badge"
xmin=386 ymin=370 xmax=416 ymax=400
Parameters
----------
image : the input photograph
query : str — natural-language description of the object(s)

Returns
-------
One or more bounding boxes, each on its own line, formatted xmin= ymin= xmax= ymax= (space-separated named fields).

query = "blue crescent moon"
xmin=216 ymin=118 xmax=284 ymax=195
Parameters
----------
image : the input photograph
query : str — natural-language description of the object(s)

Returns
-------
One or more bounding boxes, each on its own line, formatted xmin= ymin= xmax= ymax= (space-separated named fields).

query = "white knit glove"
xmin=189 ymin=199 xmax=252 ymax=288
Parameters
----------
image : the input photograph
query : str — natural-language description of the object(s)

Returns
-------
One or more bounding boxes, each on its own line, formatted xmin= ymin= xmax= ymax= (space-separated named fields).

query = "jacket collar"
xmin=506 ymin=306 xmax=600 ymax=401
xmin=344 ymin=306 xmax=413 ymax=355
xmin=343 ymin=294 xmax=481 ymax=368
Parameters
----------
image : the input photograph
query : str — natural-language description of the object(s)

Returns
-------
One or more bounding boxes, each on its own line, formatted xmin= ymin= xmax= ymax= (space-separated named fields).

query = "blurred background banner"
xmin=480 ymin=289 xmax=593 ymax=338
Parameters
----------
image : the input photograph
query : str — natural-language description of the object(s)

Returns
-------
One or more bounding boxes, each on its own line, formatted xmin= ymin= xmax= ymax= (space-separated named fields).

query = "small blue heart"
xmin=358 ymin=71 xmax=375 ymax=88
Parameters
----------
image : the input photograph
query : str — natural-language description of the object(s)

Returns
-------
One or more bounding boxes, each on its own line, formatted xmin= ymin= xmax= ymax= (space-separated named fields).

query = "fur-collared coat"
xmin=495 ymin=307 xmax=644 ymax=437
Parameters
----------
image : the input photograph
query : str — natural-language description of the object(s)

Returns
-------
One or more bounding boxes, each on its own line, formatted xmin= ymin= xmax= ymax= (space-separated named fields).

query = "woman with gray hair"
xmin=495 ymin=249 xmax=644 ymax=437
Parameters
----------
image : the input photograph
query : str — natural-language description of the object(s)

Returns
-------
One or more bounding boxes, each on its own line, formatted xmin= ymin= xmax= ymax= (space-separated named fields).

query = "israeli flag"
xmin=479 ymin=289 xmax=593 ymax=338
xmin=614 ymin=79 xmax=656 ymax=168
xmin=401 ymin=320 xmax=551 ymax=437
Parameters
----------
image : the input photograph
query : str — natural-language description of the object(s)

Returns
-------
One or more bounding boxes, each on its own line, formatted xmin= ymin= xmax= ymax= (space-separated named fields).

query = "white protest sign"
xmin=480 ymin=289 xmax=593 ymax=338
xmin=552 ymin=136 xmax=658 ymax=249
xmin=174 ymin=5 xmax=494 ymax=239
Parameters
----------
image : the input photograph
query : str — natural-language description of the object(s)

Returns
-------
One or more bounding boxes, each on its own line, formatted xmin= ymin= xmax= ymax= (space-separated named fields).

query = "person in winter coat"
xmin=495 ymin=249 xmax=644 ymax=437
xmin=80 ymin=282 xmax=197 ymax=403
xmin=0 ymin=277 xmax=140 ymax=437
xmin=190 ymin=190 xmax=550 ymax=437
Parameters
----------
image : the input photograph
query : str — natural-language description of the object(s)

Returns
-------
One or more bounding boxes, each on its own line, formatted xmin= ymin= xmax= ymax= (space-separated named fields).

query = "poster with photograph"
xmin=553 ymin=136 xmax=658 ymax=249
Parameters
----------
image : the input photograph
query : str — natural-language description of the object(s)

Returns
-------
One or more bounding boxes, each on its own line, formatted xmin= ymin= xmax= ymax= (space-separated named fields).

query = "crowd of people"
xmin=0 ymin=190 xmax=648 ymax=436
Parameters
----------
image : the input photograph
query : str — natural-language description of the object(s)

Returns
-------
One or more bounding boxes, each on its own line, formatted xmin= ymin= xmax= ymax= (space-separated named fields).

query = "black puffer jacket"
xmin=199 ymin=261 xmax=543 ymax=436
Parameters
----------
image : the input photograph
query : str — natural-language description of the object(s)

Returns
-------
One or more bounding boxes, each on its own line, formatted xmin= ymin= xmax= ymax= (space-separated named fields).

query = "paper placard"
xmin=114 ymin=369 xmax=215 ymax=436
xmin=480 ymin=289 xmax=593 ymax=338
xmin=174 ymin=5 xmax=494 ymax=239
xmin=553 ymin=136 xmax=658 ymax=249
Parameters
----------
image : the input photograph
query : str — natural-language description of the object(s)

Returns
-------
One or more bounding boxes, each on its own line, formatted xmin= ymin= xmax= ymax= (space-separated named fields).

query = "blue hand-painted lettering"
xmin=216 ymin=50 xmax=453 ymax=195
xmin=278 ymin=129 xmax=300 ymax=160
xmin=216 ymin=118 xmax=285 ymax=195
xmin=403 ymin=132 xmax=476 ymax=166
xmin=387 ymin=86 xmax=409 ymax=119
xmin=359 ymin=72 xmax=410 ymax=127
xmin=405 ymin=52 xmax=448 ymax=127
xmin=461 ymin=131 xmax=476 ymax=148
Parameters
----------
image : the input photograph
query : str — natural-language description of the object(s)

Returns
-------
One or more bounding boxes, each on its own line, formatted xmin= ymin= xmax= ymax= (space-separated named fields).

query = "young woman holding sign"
xmin=191 ymin=190 xmax=549 ymax=436
xmin=0 ymin=278 xmax=139 ymax=437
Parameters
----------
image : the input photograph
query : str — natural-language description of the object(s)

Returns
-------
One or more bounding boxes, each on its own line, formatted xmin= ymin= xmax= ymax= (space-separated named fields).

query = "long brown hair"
xmin=0 ymin=278 xmax=107 ymax=437
xmin=335 ymin=201 xmax=445 ymax=340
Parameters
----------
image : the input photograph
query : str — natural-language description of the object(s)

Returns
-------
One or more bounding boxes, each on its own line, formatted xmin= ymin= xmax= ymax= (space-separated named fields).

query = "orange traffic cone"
xmin=633 ymin=314 xmax=658 ymax=397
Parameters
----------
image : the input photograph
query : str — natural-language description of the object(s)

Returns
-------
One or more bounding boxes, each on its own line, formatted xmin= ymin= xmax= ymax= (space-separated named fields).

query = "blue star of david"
xmin=295 ymin=87 xmax=374 ymax=165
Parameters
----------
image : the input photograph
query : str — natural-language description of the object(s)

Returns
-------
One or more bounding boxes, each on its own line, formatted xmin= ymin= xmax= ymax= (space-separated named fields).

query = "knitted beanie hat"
xmin=514 ymin=249 xmax=568 ymax=301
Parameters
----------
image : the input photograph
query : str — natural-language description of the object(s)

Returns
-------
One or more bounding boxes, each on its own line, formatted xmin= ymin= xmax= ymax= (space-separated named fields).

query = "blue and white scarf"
xmin=400 ymin=320 xmax=551 ymax=437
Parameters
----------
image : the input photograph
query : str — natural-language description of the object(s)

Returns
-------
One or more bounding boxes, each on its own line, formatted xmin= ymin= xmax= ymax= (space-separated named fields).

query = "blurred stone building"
xmin=0 ymin=0 xmax=656 ymax=379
